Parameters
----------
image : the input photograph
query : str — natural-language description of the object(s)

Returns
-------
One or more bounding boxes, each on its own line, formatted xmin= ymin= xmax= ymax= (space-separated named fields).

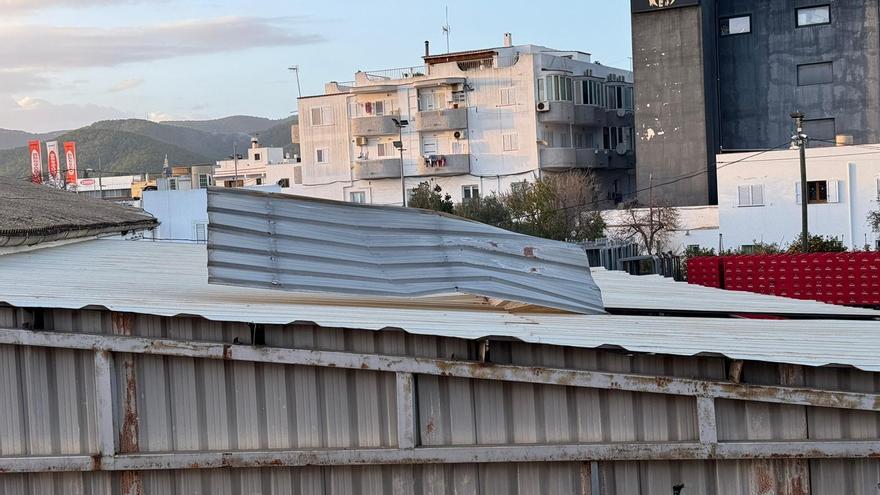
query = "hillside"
xmin=252 ymin=116 xmax=299 ymax=155
xmin=164 ymin=115 xmax=284 ymax=135
xmin=89 ymin=119 xmax=252 ymax=160
xmin=0 ymin=128 xmax=67 ymax=151
xmin=0 ymin=127 xmax=210 ymax=178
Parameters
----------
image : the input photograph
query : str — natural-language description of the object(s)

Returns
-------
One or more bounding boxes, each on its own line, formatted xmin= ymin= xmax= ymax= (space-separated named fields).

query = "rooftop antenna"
xmin=442 ymin=6 xmax=450 ymax=53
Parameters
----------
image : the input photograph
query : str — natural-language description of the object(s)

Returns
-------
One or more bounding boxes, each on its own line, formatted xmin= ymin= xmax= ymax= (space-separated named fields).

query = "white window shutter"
xmin=795 ymin=182 xmax=802 ymax=204
xmin=751 ymin=184 xmax=764 ymax=206
xmin=827 ymin=179 xmax=839 ymax=203
xmin=737 ymin=185 xmax=750 ymax=206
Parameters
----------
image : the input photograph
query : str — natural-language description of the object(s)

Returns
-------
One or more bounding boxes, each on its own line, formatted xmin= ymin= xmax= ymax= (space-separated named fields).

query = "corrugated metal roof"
xmin=590 ymin=268 xmax=880 ymax=317
xmin=1 ymin=239 xmax=879 ymax=371
xmin=206 ymin=188 xmax=604 ymax=315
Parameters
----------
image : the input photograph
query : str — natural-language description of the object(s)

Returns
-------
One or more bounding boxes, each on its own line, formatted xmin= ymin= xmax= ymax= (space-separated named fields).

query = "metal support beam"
xmin=94 ymin=351 xmax=116 ymax=457
xmin=0 ymin=441 xmax=879 ymax=473
xmin=0 ymin=327 xmax=877 ymax=412
xmin=396 ymin=372 xmax=416 ymax=449
xmin=696 ymin=397 xmax=718 ymax=445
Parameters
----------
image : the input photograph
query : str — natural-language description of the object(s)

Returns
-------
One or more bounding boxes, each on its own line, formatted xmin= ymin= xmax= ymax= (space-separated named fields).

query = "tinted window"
xmin=803 ymin=118 xmax=836 ymax=144
xmin=798 ymin=62 xmax=833 ymax=85
xmin=720 ymin=16 xmax=751 ymax=36
xmin=797 ymin=5 xmax=830 ymax=26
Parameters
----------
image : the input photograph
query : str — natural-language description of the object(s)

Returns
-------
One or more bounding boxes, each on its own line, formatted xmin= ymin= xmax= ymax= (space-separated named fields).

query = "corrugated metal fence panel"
xmin=205 ymin=188 xmax=604 ymax=315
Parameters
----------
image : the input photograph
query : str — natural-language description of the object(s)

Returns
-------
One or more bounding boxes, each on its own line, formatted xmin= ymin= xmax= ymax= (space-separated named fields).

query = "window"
xmin=740 ymin=244 xmax=757 ymax=254
xmin=737 ymin=184 xmax=765 ymax=207
xmin=500 ymin=87 xmax=516 ymax=106
xmin=377 ymin=142 xmax=389 ymax=157
xmin=373 ymin=101 xmax=384 ymax=116
xmin=224 ymin=179 xmax=243 ymax=188
xmin=543 ymin=75 xmax=573 ymax=101
xmin=462 ymin=185 xmax=479 ymax=201
xmin=168 ymin=178 xmax=178 ymax=190
xmin=315 ymin=148 xmax=329 ymax=163
xmin=198 ymin=174 xmax=211 ymax=188
xmin=502 ymin=133 xmax=518 ymax=151
xmin=720 ymin=15 xmax=751 ymax=36
xmin=797 ymin=5 xmax=830 ymax=27
xmin=277 ymin=178 xmax=290 ymax=188
xmin=253 ymin=153 xmax=261 ymax=161
xmin=452 ymin=91 xmax=466 ymax=104
xmin=797 ymin=179 xmax=839 ymax=204
xmin=798 ymin=62 xmax=833 ymax=86
xmin=193 ymin=223 xmax=207 ymax=243
xmin=256 ymin=178 xmax=262 ymax=185
xmin=581 ymin=79 xmax=606 ymax=106
xmin=350 ymin=191 xmax=366 ymax=204
xmin=803 ymin=118 xmax=836 ymax=143
xmin=310 ymin=106 xmax=332 ymax=126
xmin=422 ymin=140 xmax=438 ymax=155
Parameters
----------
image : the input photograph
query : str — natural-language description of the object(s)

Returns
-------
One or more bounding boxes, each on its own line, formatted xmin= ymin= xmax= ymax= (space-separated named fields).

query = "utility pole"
xmin=392 ymin=118 xmax=409 ymax=206
xmin=229 ymin=143 xmax=243 ymax=187
xmin=791 ymin=111 xmax=809 ymax=253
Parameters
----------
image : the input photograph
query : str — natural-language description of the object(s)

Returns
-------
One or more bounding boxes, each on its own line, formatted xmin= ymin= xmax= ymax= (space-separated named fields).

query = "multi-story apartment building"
xmin=289 ymin=37 xmax=635 ymax=206
xmin=631 ymin=0 xmax=880 ymax=206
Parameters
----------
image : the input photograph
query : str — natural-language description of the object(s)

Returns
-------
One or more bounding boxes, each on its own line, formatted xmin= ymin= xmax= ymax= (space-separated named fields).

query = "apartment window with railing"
xmin=603 ymin=126 xmax=632 ymax=151
xmin=350 ymin=100 xmax=394 ymax=117
xmin=606 ymin=85 xmax=633 ymax=110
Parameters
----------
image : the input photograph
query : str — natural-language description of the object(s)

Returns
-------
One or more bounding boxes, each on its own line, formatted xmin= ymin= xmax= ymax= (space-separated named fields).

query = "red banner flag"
xmin=64 ymin=142 xmax=78 ymax=184
xmin=28 ymin=140 xmax=42 ymax=184
xmin=46 ymin=141 xmax=61 ymax=186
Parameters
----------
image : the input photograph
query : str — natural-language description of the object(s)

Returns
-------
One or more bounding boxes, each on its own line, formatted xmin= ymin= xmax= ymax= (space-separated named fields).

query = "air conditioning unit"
xmin=453 ymin=131 xmax=462 ymax=140
xmin=536 ymin=101 xmax=551 ymax=112
xmin=355 ymin=136 xmax=368 ymax=146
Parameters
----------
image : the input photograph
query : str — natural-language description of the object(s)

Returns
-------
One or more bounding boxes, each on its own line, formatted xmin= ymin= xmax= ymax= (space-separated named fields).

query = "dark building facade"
xmin=631 ymin=0 xmax=880 ymax=206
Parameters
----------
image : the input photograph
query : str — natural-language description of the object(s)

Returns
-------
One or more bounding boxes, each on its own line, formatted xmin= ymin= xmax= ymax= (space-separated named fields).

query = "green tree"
xmin=503 ymin=172 xmax=604 ymax=242
xmin=408 ymin=181 xmax=454 ymax=213
xmin=453 ymin=194 xmax=511 ymax=229
xmin=785 ymin=233 xmax=847 ymax=254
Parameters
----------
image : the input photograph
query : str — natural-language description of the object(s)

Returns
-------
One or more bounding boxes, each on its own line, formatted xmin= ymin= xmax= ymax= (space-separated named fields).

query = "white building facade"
xmin=287 ymin=39 xmax=635 ymax=206
xmin=214 ymin=138 xmax=287 ymax=188
xmin=604 ymin=145 xmax=880 ymax=254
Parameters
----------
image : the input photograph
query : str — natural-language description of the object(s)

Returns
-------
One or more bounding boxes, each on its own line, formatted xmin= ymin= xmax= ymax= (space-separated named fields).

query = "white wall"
xmin=603 ymin=205 xmax=720 ymax=254
xmin=716 ymin=146 xmax=880 ymax=251
xmin=142 ymin=189 xmax=208 ymax=241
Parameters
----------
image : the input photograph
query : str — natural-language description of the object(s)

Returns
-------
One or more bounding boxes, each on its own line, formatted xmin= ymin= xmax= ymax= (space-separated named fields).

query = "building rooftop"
xmin=2 ymin=238 xmax=878 ymax=371
xmin=0 ymin=179 xmax=157 ymax=248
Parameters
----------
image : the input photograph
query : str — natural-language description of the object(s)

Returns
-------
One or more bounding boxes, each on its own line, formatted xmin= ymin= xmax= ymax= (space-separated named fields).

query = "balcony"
xmin=539 ymin=147 xmax=577 ymax=170
xmin=576 ymin=149 xmax=611 ymax=169
xmin=536 ymin=101 xmax=574 ymax=124
xmin=415 ymin=107 xmax=468 ymax=132
xmin=352 ymin=158 xmax=401 ymax=180
xmin=609 ymin=150 xmax=636 ymax=169
xmin=574 ymin=105 xmax=606 ymax=126
xmin=414 ymin=154 xmax=470 ymax=177
xmin=605 ymin=108 xmax=633 ymax=127
xmin=351 ymin=115 xmax=398 ymax=137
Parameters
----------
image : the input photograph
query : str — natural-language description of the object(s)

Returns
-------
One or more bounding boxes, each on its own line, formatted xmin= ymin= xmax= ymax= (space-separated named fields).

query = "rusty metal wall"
xmin=0 ymin=307 xmax=879 ymax=494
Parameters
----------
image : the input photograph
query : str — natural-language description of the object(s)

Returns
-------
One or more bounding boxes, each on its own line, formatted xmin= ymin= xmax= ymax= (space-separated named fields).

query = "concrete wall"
xmin=717 ymin=0 xmax=880 ymax=151
xmin=632 ymin=5 xmax=716 ymax=206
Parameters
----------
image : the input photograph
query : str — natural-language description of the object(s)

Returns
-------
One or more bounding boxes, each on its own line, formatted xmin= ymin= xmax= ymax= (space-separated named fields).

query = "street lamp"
xmin=392 ymin=118 xmax=409 ymax=207
xmin=228 ymin=142 xmax=244 ymax=187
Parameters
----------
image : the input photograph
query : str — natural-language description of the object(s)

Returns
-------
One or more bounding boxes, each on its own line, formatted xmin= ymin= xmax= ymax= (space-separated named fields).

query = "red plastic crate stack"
xmin=686 ymin=256 xmax=722 ymax=288
xmin=687 ymin=253 xmax=880 ymax=307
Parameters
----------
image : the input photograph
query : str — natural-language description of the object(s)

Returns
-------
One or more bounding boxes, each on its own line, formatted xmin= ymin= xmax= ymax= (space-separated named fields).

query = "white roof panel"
xmin=0 ymin=239 xmax=878 ymax=371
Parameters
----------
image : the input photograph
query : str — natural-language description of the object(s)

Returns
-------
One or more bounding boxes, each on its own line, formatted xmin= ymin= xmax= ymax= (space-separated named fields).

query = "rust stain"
xmin=424 ymin=417 xmax=436 ymax=435
xmin=579 ymin=462 xmax=592 ymax=495
xmin=120 ymin=471 xmax=144 ymax=495
xmin=111 ymin=312 xmax=134 ymax=336
xmin=91 ymin=454 xmax=102 ymax=471
xmin=222 ymin=344 xmax=233 ymax=360
xmin=360 ymin=362 xmax=369 ymax=369
xmin=523 ymin=246 xmax=535 ymax=258
xmin=119 ymin=357 xmax=140 ymax=454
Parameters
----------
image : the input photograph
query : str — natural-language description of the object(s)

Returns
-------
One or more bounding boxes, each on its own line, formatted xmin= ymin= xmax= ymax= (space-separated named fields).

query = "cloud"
xmin=0 ymin=96 xmax=131 ymax=133
xmin=0 ymin=69 xmax=50 ymax=92
xmin=109 ymin=78 xmax=144 ymax=93
xmin=0 ymin=16 xmax=323 ymax=71
xmin=1 ymin=0 xmax=151 ymax=16
xmin=146 ymin=111 xmax=179 ymax=122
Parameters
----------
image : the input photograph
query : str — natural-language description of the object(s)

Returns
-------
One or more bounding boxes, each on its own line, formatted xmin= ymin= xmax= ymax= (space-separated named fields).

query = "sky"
xmin=1 ymin=0 xmax=633 ymax=133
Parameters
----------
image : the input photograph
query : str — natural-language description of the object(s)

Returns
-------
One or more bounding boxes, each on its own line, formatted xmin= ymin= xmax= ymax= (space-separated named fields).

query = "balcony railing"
xmin=455 ymin=55 xmax=520 ymax=72
xmin=352 ymin=158 xmax=402 ymax=180
xmin=363 ymin=66 xmax=427 ymax=81
xmin=351 ymin=115 xmax=399 ymax=137
xmin=414 ymin=154 xmax=470 ymax=177
xmin=415 ymin=107 xmax=467 ymax=132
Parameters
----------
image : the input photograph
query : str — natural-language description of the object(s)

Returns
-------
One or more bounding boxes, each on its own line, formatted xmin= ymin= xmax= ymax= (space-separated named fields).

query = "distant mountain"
xmin=0 ymin=128 xmax=67 ymax=151
xmin=0 ymin=115 xmax=298 ymax=178
xmin=0 ymin=127 xmax=210 ymax=178
xmin=164 ymin=115 xmax=285 ymax=135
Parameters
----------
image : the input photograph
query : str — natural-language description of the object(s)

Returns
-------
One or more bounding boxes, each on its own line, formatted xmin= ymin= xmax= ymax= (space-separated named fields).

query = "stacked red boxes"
xmin=686 ymin=252 xmax=880 ymax=307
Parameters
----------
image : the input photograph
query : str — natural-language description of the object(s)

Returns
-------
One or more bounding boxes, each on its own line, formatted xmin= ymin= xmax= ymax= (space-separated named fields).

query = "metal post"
xmin=233 ymin=142 xmax=239 ymax=184
xmin=791 ymin=111 xmax=809 ymax=253
xmin=399 ymin=124 xmax=406 ymax=207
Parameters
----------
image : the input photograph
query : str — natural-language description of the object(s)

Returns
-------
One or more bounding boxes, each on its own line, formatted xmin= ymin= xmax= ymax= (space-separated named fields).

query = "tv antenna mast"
xmin=442 ymin=6 xmax=450 ymax=53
